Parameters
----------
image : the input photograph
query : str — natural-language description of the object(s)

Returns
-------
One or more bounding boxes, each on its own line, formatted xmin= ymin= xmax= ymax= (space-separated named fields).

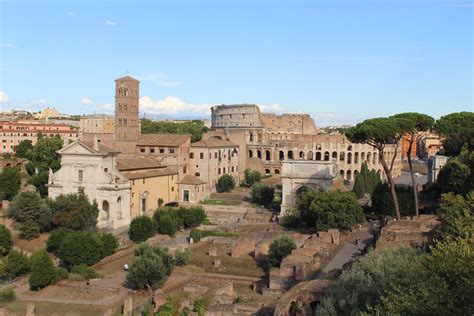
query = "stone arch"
xmin=102 ymin=200 xmax=110 ymax=221
xmin=315 ymin=152 xmax=322 ymax=161
xmin=274 ymin=168 xmax=281 ymax=174
xmin=316 ymin=144 xmax=322 ymax=150
xmin=354 ymin=152 xmax=359 ymax=164
xmin=324 ymin=151 xmax=330 ymax=161
xmin=257 ymin=149 xmax=262 ymax=159
xmin=288 ymin=150 xmax=294 ymax=160
xmin=347 ymin=170 xmax=352 ymax=180
xmin=339 ymin=152 xmax=345 ymax=161
xmin=257 ymin=131 xmax=263 ymax=142
xmin=265 ymin=168 xmax=271 ymax=175
xmin=347 ymin=152 xmax=352 ymax=164
xmin=354 ymin=170 xmax=359 ymax=177
xmin=299 ymin=151 xmax=305 ymax=159
xmin=340 ymin=169 xmax=345 ymax=178
xmin=361 ymin=152 xmax=365 ymax=161
xmin=117 ymin=197 xmax=122 ymax=219
xmin=367 ymin=152 xmax=371 ymax=162
xmin=265 ymin=150 xmax=271 ymax=161
xmin=279 ymin=150 xmax=285 ymax=161
xmin=307 ymin=151 xmax=313 ymax=160
xmin=332 ymin=151 xmax=337 ymax=159
xmin=348 ymin=145 xmax=353 ymax=151
xmin=249 ymin=131 xmax=254 ymax=142
xmin=249 ymin=149 xmax=253 ymax=158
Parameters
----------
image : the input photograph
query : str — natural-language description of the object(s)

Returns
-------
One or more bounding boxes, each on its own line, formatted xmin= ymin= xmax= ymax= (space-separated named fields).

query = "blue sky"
xmin=0 ymin=0 xmax=472 ymax=126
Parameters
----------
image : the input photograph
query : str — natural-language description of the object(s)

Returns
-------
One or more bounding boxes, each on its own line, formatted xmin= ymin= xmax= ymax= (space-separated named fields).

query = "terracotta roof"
xmin=177 ymin=175 xmax=207 ymax=185
xmin=191 ymin=139 xmax=239 ymax=148
xmin=115 ymin=75 xmax=139 ymax=82
xmin=116 ymin=157 xmax=162 ymax=171
xmin=138 ymin=134 xmax=190 ymax=147
xmin=121 ymin=167 xmax=178 ymax=180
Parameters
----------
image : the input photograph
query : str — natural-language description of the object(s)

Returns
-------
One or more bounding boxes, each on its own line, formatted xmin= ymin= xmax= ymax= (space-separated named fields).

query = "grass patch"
xmin=200 ymin=199 xmax=242 ymax=206
xmin=190 ymin=229 xmax=240 ymax=242
xmin=202 ymin=218 xmax=216 ymax=225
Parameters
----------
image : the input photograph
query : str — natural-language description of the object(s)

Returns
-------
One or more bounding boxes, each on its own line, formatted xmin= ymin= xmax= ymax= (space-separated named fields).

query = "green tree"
xmin=49 ymin=190 xmax=99 ymax=230
xmin=0 ymin=167 xmax=21 ymax=201
xmin=46 ymin=228 xmax=74 ymax=255
xmin=217 ymin=174 xmax=236 ymax=192
xmin=243 ymin=169 xmax=261 ymax=187
xmin=267 ymin=236 xmax=296 ymax=267
xmin=352 ymin=163 xmax=382 ymax=199
xmin=14 ymin=140 xmax=33 ymax=158
xmin=6 ymin=250 xmax=30 ymax=278
xmin=7 ymin=191 xmax=52 ymax=239
xmin=29 ymin=250 xmax=56 ymax=290
xmin=58 ymin=231 xmax=104 ymax=266
xmin=392 ymin=113 xmax=434 ymax=217
xmin=298 ymin=189 xmax=365 ymax=231
xmin=174 ymin=248 xmax=190 ymax=266
xmin=435 ymin=112 xmax=474 ymax=156
xmin=100 ymin=233 xmax=118 ymax=257
xmin=372 ymin=183 xmax=415 ymax=217
xmin=436 ymin=160 xmax=471 ymax=196
xmin=250 ymin=183 xmax=275 ymax=207
xmin=128 ymin=216 xmax=156 ymax=243
xmin=436 ymin=192 xmax=473 ymax=239
xmin=157 ymin=214 xmax=179 ymax=237
xmin=127 ymin=244 xmax=174 ymax=291
xmin=346 ymin=117 xmax=412 ymax=219
xmin=141 ymin=119 xmax=208 ymax=143
xmin=0 ymin=225 xmax=12 ymax=256
xmin=176 ymin=206 xmax=207 ymax=228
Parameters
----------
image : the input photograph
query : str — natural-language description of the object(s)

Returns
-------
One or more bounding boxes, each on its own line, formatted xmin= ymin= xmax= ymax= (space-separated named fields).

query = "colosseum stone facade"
xmin=205 ymin=104 xmax=402 ymax=181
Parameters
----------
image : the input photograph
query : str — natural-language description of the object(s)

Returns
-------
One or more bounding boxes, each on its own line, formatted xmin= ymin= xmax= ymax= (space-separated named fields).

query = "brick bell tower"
xmin=114 ymin=76 xmax=140 ymax=157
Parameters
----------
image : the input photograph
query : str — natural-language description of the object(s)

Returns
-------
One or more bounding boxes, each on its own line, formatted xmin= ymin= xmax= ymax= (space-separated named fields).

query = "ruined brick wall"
xmin=261 ymin=113 xmax=318 ymax=135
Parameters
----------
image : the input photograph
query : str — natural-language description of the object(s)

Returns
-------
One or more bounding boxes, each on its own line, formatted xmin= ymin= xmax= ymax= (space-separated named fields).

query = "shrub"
xmin=435 ymin=160 xmax=472 ymax=196
xmin=14 ymin=140 xmax=33 ymax=158
xmin=157 ymin=214 xmax=179 ymax=237
xmin=29 ymin=250 xmax=56 ymax=290
xmin=217 ymin=174 xmax=236 ymax=192
xmin=242 ymin=169 xmax=261 ymax=187
xmin=194 ymin=298 xmax=209 ymax=316
xmin=372 ymin=183 xmax=415 ymax=217
xmin=0 ymin=288 xmax=15 ymax=302
xmin=0 ymin=260 xmax=7 ymax=279
xmin=0 ymin=225 xmax=12 ymax=256
xmin=46 ymin=228 xmax=74 ymax=255
xmin=129 ymin=216 xmax=156 ymax=243
xmin=267 ymin=236 xmax=296 ymax=267
xmin=53 ymin=267 xmax=69 ymax=283
xmin=100 ymin=233 xmax=118 ymax=257
xmin=58 ymin=231 xmax=104 ymax=266
xmin=189 ymin=229 xmax=202 ymax=242
xmin=174 ymin=248 xmax=191 ymax=266
xmin=6 ymin=250 xmax=30 ymax=278
xmin=70 ymin=264 xmax=100 ymax=280
xmin=177 ymin=206 xmax=207 ymax=228
xmin=154 ymin=207 xmax=183 ymax=228
xmin=251 ymin=183 xmax=275 ymax=207
xmin=49 ymin=190 xmax=99 ymax=230
xmin=0 ymin=166 xmax=20 ymax=201
xmin=158 ymin=198 xmax=164 ymax=208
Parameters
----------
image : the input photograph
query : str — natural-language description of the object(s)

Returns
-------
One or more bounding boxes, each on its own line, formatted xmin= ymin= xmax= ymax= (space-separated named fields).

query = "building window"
xmin=218 ymin=168 xmax=221 ymax=175
xmin=214 ymin=152 xmax=217 ymax=159
xmin=140 ymin=148 xmax=145 ymax=153
xmin=195 ymin=172 xmax=200 ymax=177
xmin=190 ymin=153 xmax=194 ymax=159
xmin=78 ymin=170 xmax=84 ymax=182
xmin=200 ymin=153 xmax=204 ymax=159
xmin=183 ymin=166 xmax=187 ymax=174
xmin=172 ymin=186 xmax=175 ymax=191
xmin=150 ymin=148 xmax=155 ymax=153
xmin=143 ymin=179 xmax=146 ymax=184
xmin=104 ymin=168 xmax=108 ymax=172
xmin=169 ymin=148 xmax=175 ymax=154
xmin=231 ymin=166 xmax=234 ymax=172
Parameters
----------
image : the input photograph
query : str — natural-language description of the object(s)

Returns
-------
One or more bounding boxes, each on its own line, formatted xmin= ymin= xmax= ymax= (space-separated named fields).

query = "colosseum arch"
xmin=288 ymin=150 xmax=294 ymax=160
xmin=347 ymin=152 xmax=352 ymax=164
xmin=265 ymin=168 xmax=271 ymax=175
xmin=274 ymin=168 xmax=281 ymax=174
xmin=299 ymin=151 xmax=305 ymax=159
xmin=315 ymin=152 xmax=322 ymax=161
xmin=354 ymin=152 xmax=359 ymax=164
xmin=248 ymin=149 xmax=253 ymax=158
xmin=324 ymin=151 xmax=330 ymax=161
xmin=307 ymin=151 xmax=313 ymax=160
xmin=265 ymin=150 xmax=271 ymax=161
xmin=332 ymin=151 xmax=337 ymax=159
xmin=279 ymin=151 xmax=285 ymax=160
xmin=339 ymin=152 xmax=345 ymax=161
xmin=347 ymin=170 xmax=352 ymax=180
xmin=361 ymin=152 xmax=365 ymax=161
xmin=340 ymin=169 xmax=345 ymax=178
xmin=257 ymin=149 xmax=262 ymax=159
xmin=249 ymin=132 xmax=254 ymax=142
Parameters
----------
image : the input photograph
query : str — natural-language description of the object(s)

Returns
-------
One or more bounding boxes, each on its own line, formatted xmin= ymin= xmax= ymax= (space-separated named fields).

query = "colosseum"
xmin=205 ymin=104 xmax=402 ymax=181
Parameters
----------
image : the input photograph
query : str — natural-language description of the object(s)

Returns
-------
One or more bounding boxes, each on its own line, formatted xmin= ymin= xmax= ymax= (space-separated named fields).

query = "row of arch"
xmin=249 ymin=149 xmax=379 ymax=164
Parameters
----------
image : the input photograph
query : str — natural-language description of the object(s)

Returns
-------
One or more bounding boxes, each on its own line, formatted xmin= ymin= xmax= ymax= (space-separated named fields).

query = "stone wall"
xmin=261 ymin=113 xmax=318 ymax=135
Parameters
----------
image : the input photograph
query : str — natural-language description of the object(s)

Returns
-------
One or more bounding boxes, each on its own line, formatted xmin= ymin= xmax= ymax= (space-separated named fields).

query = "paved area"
xmin=318 ymin=228 xmax=373 ymax=277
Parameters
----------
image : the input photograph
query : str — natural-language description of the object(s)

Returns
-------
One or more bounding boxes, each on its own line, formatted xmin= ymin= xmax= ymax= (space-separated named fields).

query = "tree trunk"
xmin=380 ymin=153 xmax=401 ymax=220
xmin=407 ymin=134 xmax=419 ymax=217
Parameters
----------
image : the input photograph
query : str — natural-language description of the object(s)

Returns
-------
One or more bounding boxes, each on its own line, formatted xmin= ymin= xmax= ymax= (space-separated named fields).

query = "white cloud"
xmin=140 ymin=96 xmax=211 ymax=116
xmin=0 ymin=91 xmax=10 ymax=103
xmin=81 ymin=97 xmax=94 ymax=105
xmin=104 ymin=20 xmax=117 ymax=26
xmin=258 ymin=103 xmax=285 ymax=113
xmin=158 ymin=81 xmax=181 ymax=88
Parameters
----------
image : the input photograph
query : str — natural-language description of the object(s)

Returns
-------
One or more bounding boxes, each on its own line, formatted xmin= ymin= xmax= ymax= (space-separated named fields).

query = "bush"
xmin=46 ymin=228 xmax=74 ymax=255
xmin=217 ymin=174 xmax=236 ymax=192
xmin=251 ymin=183 xmax=275 ymax=207
xmin=194 ymin=298 xmax=209 ymax=316
xmin=53 ymin=267 xmax=69 ymax=283
xmin=242 ymin=169 xmax=261 ymax=187
xmin=0 ymin=166 xmax=20 ymax=201
xmin=177 ymin=206 xmax=207 ymax=228
xmin=372 ymin=183 xmax=415 ymax=217
xmin=29 ymin=250 xmax=56 ymax=290
xmin=70 ymin=264 xmax=100 ymax=280
xmin=6 ymin=250 xmax=30 ymax=278
xmin=189 ymin=229 xmax=202 ymax=242
xmin=49 ymin=190 xmax=99 ymax=230
xmin=0 ymin=225 xmax=12 ymax=256
xmin=7 ymin=191 xmax=52 ymax=240
xmin=267 ymin=236 xmax=296 ymax=267
xmin=100 ymin=233 xmax=118 ymax=257
xmin=435 ymin=160 xmax=472 ymax=196
xmin=14 ymin=140 xmax=33 ymax=158
xmin=129 ymin=216 xmax=156 ymax=243
xmin=0 ymin=288 xmax=15 ymax=302
xmin=174 ymin=248 xmax=191 ymax=266
xmin=58 ymin=231 xmax=104 ymax=266
xmin=157 ymin=214 xmax=179 ymax=237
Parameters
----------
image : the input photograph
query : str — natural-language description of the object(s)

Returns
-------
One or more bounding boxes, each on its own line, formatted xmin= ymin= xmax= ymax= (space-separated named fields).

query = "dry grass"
xmin=3 ymin=301 xmax=109 ymax=316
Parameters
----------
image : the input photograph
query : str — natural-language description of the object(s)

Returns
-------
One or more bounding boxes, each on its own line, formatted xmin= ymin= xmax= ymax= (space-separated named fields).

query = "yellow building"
xmin=117 ymin=158 xmax=178 ymax=218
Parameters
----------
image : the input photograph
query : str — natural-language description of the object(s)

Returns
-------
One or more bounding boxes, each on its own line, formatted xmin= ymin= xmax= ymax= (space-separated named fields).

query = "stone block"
xmin=123 ymin=296 xmax=133 ymax=316
xmin=26 ymin=303 xmax=35 ymax=316
xmin=328 ymin=229 xmax=340 ymax=245
xmin=255 ymin=241 xmax=270 ymax=260
xmin=291 ymin=247 xmax=318 ymax=258
xmin=208 ymin=246 xmax=217 ymax=257
xmin=213 ymin=259 xmax=221 ymax=267
xmin=318 ymin=231 xmax=332 ymax=243
xmin=231 ymin=238 xmax=255 ymax=257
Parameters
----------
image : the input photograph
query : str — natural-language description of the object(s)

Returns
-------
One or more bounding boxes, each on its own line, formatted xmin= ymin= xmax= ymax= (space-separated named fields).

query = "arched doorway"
xmin=347 ymin=170 xmax=352 ymax=180
xmin=279 ymin=151 xmax=285 ymax=161
xmin=102 ymin=200 xmax=110 ymax=220
xmin=347 ymin=152 xmax=352 ymax=164
xmin=354 ymin=152 xmax=359 ymax=164
xmin=257 ymin=150 xmax=262 ymax=159
xmin=307 ymin=151 xmax=313 ymax=160
xmin=324 ymin=151 xmax=330 ymax=161
xmin=249 ymin=149 xmax=253 ymax=158
xmin=265 ymin=168 xmax=271 ymax=175
xmin=288 ymin=150 xmax=294 ymax=160
xmin=332 ymin=151 xmax=337 ymax=159
xmin=299 ymin=151 xmax=305 ymax=159
xmin=265 ymin=150 xmax=271 ymax=161
xmin=274 ymin=169 xmax=281 ymax=174
xmin=340 ymin=170 xmax=345 ymax=178
xmin=117 ymin=197 xmax=122 ymax=220
xmin=315 ymin=152 xmax=322 ymax=161
xmin=340 ymin=152 xmax=345 ymax=161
